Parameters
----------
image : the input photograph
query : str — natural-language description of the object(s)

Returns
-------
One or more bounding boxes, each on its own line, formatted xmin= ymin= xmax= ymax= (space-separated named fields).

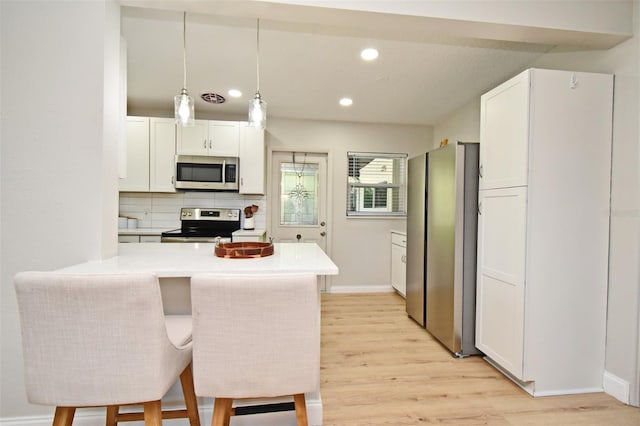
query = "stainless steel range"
xmin=161 ymin=208 xmax=241 ymax=243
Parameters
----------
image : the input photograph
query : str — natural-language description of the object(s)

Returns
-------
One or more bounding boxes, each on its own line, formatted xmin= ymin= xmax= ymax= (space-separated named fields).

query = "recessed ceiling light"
xmin=339 ymin=97 xmax=353 ymax=107
xmin=360 ymin=48 xmax=379 ymax=61
xmin=228 ymin=89 xmax=242 ymax=98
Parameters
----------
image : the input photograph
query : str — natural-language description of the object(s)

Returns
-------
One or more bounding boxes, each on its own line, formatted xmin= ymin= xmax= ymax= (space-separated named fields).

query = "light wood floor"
xmin=320 ymin=292 xmax=640 ymax=425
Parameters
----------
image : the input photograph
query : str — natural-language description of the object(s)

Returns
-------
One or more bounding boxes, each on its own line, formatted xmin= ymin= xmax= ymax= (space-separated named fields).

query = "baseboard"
xmin=532 ymin=387 xmax=605 ymax=397
xmin=603 ymin=370 xmax=631 ymax=404
xmin=0 ymin=396 xmax=323 ymax=426
xmin=483 ymin=356 xmax=604 ymax=397
xmin=0 ymin=408 xmax=105 ymax=426
xmin=327 ymin=284 xmax=395 ymax=294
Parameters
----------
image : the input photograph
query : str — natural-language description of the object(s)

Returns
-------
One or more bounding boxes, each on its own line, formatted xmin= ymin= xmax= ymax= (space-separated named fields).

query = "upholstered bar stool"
xmin=14 ymin=271 xmax=201 ymax=426
xmin=191 ymin=273 xmax=320 ymax=426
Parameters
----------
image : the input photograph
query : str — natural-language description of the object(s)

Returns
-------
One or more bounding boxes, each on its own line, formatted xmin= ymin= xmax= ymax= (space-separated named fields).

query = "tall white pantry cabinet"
xmin=475 ymin=68 xmax=613 ymax=396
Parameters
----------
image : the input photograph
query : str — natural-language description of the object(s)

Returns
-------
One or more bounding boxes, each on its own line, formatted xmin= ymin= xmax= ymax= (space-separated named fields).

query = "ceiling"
xmin=120 ymin=2 xmax=624 ymax=127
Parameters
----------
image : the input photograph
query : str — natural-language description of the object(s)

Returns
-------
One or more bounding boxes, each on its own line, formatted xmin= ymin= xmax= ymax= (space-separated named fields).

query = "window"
xmin=280 ymin=161 xmax=319 ymax=225
xmin=347 ymin=152 xmax=407 ymax=217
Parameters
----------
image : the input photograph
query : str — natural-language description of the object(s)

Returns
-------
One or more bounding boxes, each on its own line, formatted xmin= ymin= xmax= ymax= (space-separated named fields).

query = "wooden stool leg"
xmin=143 ymin=401 xmax=162 ymax=426
xmin=105 ymin=406 xmax=118 ymax=426
xmin=53 ymin=407 xmax=76 ymax=426
xmin=211 ymin=398 xmax=232 ymax=426
xmin=293 ymin=394 xmax=308 ymax=426
xmin=179 ymin=363 xmax=201 ymax=426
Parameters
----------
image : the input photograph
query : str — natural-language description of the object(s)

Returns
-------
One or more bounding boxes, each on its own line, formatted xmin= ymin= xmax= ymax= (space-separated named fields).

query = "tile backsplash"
xmin=119 ymin=192 xmax=267 ymax=230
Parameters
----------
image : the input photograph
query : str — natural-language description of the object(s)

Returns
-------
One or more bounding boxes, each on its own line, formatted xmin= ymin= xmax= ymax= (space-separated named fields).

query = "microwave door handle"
xmin=222 ymin=159 xmax=226 ymax=184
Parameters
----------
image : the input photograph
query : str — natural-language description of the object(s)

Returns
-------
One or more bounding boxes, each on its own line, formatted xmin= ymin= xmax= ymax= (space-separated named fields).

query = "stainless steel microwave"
xmin=175 ymin=155 xmax=239 ymax=191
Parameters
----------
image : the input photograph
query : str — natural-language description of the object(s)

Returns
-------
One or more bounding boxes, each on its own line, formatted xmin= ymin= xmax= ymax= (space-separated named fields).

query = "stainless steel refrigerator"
xmin=406 ymin=141 xmax=481 ymax=357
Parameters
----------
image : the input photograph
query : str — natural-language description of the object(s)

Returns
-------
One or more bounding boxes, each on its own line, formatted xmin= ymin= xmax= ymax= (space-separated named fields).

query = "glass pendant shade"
xmin=248 ymin=18 xmax=266 ymax=129
xmin=175 ymin=12 xmax=194 ymax=127
xmin=175 ymin=88 xmax=195 ymax=126
xmin=248 ymin=92 xmax=267 ymax=128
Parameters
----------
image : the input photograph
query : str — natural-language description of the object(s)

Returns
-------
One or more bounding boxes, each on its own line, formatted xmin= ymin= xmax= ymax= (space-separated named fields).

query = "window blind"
xmin=347 ymin=152 xmax=407 ymax=217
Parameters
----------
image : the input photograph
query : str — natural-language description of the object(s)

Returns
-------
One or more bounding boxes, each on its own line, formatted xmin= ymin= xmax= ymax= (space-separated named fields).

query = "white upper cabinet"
xmin=479 ymin=70 xmax=530 ymax=190
xmin=149 ymin=118 xmax=176 ymax=193
xmin=176 ymin=119 xmax=207 ymax=155
xmin=119 ymin=117 xmax=176 ymax=193
xmin=119 ymin=116 xmax=150 ymax=192
xmin=177 ymin=120 xmax=239 ymax=157
xmin=238 ymin=124 xmax=265 ymax=194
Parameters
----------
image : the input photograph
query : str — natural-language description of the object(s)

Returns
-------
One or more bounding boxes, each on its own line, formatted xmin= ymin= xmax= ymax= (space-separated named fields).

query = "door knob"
xmin=320 ymin=232 xmax=326 ymax=237
xmin=320 ymin=221 xmax=326 ymax=227
xmin=296 ymin=234 xmax=302 ymax=241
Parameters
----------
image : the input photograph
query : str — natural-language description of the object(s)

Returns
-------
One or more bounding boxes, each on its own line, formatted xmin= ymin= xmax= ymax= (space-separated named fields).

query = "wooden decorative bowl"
xmin=214 ymin=242 xmax=274 ymax=258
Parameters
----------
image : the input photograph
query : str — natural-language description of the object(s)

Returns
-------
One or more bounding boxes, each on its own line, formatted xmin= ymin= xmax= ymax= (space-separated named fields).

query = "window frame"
xmin=347 ymin=151 xmax=408 ymax=218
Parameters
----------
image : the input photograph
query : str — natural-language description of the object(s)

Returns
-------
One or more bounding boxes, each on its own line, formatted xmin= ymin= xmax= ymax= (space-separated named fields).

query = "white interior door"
xmin=270 ymin=151 xmax=328 ymax=252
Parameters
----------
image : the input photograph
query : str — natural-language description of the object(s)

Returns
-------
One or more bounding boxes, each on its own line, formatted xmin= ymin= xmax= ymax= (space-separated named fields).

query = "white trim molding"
xmin=328 ymin=284 xmax=395 ymax=294
xmin=603 ymin=370 xmax=631 ymax=404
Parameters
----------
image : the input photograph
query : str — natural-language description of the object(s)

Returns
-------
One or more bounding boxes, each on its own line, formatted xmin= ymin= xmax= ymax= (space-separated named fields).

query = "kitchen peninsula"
xmin=57 ymin=242 xmax=337 ymax=426
xmin=58 ymin=242 xmax=338 ymax=277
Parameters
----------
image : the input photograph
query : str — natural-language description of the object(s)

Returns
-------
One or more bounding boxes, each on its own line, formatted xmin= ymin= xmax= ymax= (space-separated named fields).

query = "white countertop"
xmin=57 ymin=243 xmax=339 ymax=277
xmin=118 ymin=228 xmax=175 ymax=236
xmin=232 ymin=228 xmax=266 ymax=237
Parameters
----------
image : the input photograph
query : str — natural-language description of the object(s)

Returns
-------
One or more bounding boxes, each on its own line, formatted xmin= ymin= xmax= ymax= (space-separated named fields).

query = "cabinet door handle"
xmin=209 ymin=140 xmax=212 ymax=149
xmin=401 ymin=254 xmax=406 ymax=263
xmin=479 ymin=164 xmax=483 ymax=178
xmin=203 ymin=140 xmax=207 ymax=149
xmin=478 ymin=202 xmax=482 ymax=215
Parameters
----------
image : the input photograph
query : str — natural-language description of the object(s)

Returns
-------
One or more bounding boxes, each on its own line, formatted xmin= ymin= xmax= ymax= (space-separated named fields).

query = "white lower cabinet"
xmin=118 ymin=234 xmax=161 ymax=243
xmin=390 ymin=231 xmax=406 ymax=297
xmin=118 ymin=235 xmax=141 ymax=243
xmin=476 ymin=187 xmax=527 ymax=378
xmin=232 ymin=229 xmax=267 ymax=243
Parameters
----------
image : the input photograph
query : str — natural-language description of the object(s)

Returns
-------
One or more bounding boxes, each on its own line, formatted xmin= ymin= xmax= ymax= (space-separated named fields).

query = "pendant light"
xmin=248 ymin=18 xmax=267 ymax=128
xmin=175 ymin=11 xmax=194 ymax=126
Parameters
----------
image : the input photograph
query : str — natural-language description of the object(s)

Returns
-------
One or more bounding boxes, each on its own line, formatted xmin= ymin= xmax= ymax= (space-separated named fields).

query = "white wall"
xmin=0 ymin=0 xmax=121 ymax=418
xmin=265 ymin=118 xmax=432 ymax=289
xmin=431 ymin=98 xmax=481 ymax=150
xmin=432 ymin=3 xmax=640 ymax=406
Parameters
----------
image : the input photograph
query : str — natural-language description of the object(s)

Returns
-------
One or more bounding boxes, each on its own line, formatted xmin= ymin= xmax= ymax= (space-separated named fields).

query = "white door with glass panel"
xmin=270 ymin=152 xmax=327 ymax=253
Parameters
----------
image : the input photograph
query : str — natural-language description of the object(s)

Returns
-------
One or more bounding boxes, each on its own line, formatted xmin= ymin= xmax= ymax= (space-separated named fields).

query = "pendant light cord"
xmin=256 ymin=18 xmax=260 ymax=93
xmin=182 ymin=12 xmax=187 ymax=90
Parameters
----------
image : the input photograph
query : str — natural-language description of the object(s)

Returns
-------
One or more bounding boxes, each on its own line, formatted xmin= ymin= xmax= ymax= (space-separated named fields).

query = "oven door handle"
xmin=161 ymin=236 xmax=231 ymax=243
